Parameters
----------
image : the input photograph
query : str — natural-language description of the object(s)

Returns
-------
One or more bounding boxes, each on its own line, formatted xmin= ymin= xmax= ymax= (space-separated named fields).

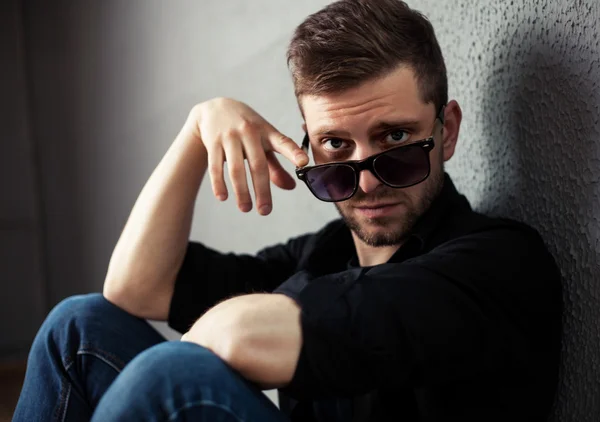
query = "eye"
xmin=322 ymin=138 xmax=349 ymax=151
xmin=384 ymin=130 xmax=410 ymax=144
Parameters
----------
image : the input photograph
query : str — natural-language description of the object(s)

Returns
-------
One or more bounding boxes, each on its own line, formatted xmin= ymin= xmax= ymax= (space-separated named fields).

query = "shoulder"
xmin=418 ymin=211 xmax=561 ymax=293
xmin=435 ymin=207 xmax=550 ymax=255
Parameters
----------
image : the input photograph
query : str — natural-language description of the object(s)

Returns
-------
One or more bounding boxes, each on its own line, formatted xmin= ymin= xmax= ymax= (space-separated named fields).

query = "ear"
xmin=441 ymin=100 xmax=462 ymax=162
xmin=301 ymin=122 xmax=307 ymax=134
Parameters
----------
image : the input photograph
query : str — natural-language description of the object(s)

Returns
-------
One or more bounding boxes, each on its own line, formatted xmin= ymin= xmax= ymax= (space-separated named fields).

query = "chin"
xmin=335 ymin=168 xmax=445 ymax=247
xmin=344 ymin=213 xmax=417 ymax=247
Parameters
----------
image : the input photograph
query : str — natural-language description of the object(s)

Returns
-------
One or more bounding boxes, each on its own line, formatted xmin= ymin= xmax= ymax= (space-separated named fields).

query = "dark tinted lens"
xmin=373 ymin=145 xmax=429 ymax=187
xmin=305 ymin=164 xmax=356 ymax=201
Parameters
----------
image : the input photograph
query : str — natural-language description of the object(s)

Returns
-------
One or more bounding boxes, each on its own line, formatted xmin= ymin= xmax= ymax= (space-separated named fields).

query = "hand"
xmin=181 ymin=293 xmax=302 ymax=388
xmin=186 ymin=98 xmax=309 ymax=215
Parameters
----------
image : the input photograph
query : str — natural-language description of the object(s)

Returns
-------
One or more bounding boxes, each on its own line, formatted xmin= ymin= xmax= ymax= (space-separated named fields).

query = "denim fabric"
xmin=13 ymin=293 xmax=289 ymax=422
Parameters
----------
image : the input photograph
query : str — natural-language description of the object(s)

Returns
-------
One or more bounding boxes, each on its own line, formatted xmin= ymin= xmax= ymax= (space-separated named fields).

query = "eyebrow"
xmin=312 ymin=119 xmax=422 ymax=138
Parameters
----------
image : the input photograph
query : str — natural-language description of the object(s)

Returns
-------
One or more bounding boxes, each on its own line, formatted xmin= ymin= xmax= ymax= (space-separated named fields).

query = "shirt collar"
xmin=403 ymin=172 xmax=471 ymax=254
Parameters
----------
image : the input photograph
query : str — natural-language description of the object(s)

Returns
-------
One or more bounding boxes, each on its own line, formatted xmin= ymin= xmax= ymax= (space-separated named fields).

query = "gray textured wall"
xmin=420 ymin=2 xmax=600 ymax=421
xmin=7 ymin=0 xmax=599 ymax=420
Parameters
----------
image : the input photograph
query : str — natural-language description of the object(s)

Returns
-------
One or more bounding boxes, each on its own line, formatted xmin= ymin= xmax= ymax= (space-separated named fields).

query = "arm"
xmin=188 ymin=225 xmax=561 ymax=398
xmin=103 ymin=98 xmax=308 ymax=321
xmin=181 ymin=293 xmax=302 ymax=389
xmin=102 ymin=110 xmax=207 ymax=320
xmin=176 ymin=220 xmax=349 ymax=383
xmin=167 ymin=236 xmax=311 ymax=333
xmin=275 ymin=226 xmax=562 ymax=399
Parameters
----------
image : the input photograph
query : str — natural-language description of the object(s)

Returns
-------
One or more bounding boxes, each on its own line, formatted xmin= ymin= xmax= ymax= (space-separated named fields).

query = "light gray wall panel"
xmin=23 ymin=0 xmax=334 ymax=307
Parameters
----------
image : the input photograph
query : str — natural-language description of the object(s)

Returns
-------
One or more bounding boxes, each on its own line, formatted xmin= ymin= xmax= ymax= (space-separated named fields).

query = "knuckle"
xmin=257 ymin=189 xmax=271 ymax=200
xmin=189 ymin=102 xmax=205 ymax=117
xmin=235 ymin=187 xmax=250 ymax=198
xmin=239 ymin=119 xmax=257 ymax=133
xmin=222 ymin=128 xmax=238 ymax=140
xmin=208 ymin=163 xmax=222 ymax=176
xmin=247 ymin=156 xmax=267 ymax=171
xmin=189 ymin=104 xmax=201 ymax=119
xmin=274 ymin=133 xmax=291 ymax=146
xmin=229 ymin=165 xmax=246 ymax=178
xmin=190 ymin=98 xmax=227 ymax=119
xmin=209 ymin=96 xmax=230 ymax=107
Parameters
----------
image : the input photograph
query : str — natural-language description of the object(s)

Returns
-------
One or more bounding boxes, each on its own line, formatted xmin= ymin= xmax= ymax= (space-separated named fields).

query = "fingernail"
xmin=259 ymin=204 xmax=272 ymax=215
xmin=217 ymin=194 xmax=227 ymax=201
xmin=240 ymin=203 xmax=252 ymax=212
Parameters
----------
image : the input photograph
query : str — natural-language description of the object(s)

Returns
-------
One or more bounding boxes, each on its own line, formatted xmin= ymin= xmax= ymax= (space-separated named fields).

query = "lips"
xmin=354 ymin=202 xmax=402 ymax=218
xmin=355 ymin=202 xmax=399 ymax=209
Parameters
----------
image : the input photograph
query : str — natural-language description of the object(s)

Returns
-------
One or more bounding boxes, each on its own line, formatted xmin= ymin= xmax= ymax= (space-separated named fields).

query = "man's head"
xmin=288 ymin=0 xmax=462 ymax=247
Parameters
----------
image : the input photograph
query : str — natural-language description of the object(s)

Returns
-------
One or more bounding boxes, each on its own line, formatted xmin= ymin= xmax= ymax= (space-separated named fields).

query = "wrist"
xmin=173 ymin=120 xmax=208 ymax=169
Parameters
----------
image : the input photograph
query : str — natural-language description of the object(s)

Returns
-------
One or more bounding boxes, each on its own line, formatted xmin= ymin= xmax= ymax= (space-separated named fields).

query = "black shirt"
xmin=168 ymin=174 xmax=562 ymax=422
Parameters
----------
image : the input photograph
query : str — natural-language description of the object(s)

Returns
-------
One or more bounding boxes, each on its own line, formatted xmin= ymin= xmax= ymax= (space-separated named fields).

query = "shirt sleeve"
xmin=168 ymin=234 xmax=311 ymax=333
xmin=274 ymin=223 xmax=562 ymax=400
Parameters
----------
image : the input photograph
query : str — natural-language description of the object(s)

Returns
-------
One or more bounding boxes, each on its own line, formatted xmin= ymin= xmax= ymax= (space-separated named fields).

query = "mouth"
xmin=354 ymin=202 xmax=402 ymax=218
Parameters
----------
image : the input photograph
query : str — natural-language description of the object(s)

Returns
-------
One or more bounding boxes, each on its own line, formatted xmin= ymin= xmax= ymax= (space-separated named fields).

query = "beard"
xmin=335 ymin=168 xmax=444 ymax=247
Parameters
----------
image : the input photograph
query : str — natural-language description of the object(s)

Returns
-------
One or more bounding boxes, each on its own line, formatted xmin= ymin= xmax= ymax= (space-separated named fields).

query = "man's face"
xmin=301 ymin=66 xmax=447 ymax=247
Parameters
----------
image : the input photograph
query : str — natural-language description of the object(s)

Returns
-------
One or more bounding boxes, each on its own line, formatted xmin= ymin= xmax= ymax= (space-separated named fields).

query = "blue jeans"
xmin=13 ymin=294 xmax=289 ymax=422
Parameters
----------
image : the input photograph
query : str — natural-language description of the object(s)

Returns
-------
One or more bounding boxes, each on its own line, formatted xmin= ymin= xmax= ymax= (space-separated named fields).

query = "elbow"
xmin=102 ymin=279 xmax=138 ymax=316
xmin=102 ymin=275 xmax=172 ymax=321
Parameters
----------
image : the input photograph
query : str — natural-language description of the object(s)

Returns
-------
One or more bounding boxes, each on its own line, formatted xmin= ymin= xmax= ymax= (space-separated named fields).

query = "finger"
xmin=222 ymin=135 xmax=252 ymax=212
xmin=266 ymin=127 xmax=309 ymax=167
xmin=207 ymin=143 xmax=228 ymax=201
xmin=266 ymin=151 xmax=296 ymax=190
xmin=243 ymin=139 xmax=272 ymax=216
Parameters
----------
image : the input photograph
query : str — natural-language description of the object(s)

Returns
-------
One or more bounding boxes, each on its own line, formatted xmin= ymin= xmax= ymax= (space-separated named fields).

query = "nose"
xmin=353 ymin=144 xmax=383 ymax=194
xmin=358 ymin=169 xmax=383 ymax=194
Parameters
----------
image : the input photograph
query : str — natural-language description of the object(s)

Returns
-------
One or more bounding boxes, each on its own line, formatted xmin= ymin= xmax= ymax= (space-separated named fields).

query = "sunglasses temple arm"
xmin=438 ymin=105 xmax=446 ymax=124
xmin=296 ymin=134 xmax=310 ymax=169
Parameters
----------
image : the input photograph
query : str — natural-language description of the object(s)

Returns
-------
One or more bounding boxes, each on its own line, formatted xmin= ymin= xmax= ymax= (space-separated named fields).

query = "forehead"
xmin=300 ymin=66 xmax=432 ymax=135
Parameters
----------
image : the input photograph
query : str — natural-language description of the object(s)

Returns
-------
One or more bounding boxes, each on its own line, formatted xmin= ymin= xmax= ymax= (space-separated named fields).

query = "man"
xmin=14 ymin=0 xmax=562 ymax=421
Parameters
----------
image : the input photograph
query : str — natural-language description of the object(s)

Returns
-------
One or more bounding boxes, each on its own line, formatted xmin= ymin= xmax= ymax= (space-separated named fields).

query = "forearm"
xmin=103 ymin=96 xmax=306 ymax=321
xmin=104 ymin=112 xmax=207 ymax=320
xmin=182 ymin=293 xmax=302 ymax=388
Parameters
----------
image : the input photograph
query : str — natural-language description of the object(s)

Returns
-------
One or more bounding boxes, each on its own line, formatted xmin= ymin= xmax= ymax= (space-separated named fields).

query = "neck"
xmin=352 ymin=232 xmax=403 ymax=267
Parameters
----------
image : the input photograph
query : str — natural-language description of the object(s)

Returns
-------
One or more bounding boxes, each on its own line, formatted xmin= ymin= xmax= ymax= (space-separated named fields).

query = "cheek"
xmin=398 ymin=185 xmax=422 ymax=206
xmin=312 ymin=147 xmax=326 ymax=165
xmin=398 ymin=177 xmax=435 ymax=210
xmin=336 ymin=200 xmax=357 ymax=218
xmin=431 ymin=145 xmax=445 ymax=168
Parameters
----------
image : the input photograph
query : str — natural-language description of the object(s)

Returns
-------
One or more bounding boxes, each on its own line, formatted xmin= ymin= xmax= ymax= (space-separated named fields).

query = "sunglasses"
xmin=296 ymin=106 xmax=445 ymax=202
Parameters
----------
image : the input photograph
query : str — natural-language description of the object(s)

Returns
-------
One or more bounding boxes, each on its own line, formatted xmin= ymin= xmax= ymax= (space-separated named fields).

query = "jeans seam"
xmin=63 ymin=344 xmax=126 ymax=373
xmin=58 ymin=347 xmax=123 ymax=421
xmin=54 ymin=381 xmax=71 ymax=422
xmin=61 ymin=384 xmax=71 ymax=422
xmin=168 ymin=400 xmax=244 ymax=422
xmin=76 ymin=350 xmax=123 ymax=373
xmin=75 ymin=344 xmax=126 ymax=374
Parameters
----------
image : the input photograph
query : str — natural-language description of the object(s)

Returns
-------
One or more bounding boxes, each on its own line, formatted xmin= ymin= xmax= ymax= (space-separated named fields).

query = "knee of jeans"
xmin=30 ymin=293 xmax=112 ymax=356
xmin=119 ymin=341 xmax=233 ymax=388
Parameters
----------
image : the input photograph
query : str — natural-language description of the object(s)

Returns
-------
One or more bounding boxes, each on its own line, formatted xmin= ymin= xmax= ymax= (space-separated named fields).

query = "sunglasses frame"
xmin=296 ymin=106 xmax=445 ymax=203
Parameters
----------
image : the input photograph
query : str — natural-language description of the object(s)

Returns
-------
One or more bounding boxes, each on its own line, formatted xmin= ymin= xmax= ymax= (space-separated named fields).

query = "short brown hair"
xmin=287 ymin=0 xmax=447 ymax=111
